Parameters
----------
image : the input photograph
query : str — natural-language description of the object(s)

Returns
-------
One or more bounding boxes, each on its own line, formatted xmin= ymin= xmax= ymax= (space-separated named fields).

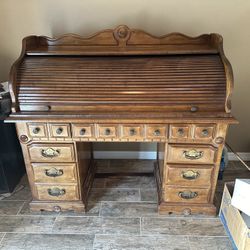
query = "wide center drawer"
xmin=35 ymin=184 xmax=79 ymax=201
xmin=28 ymin=144 xmax=75 ymax=163
xmin=165 ymin=165 xmax=213 ymax=186
xmin=32 ymin=163 xmax=77 ymax=183
xmin=167 ymin=144 xmax=217 ymax=164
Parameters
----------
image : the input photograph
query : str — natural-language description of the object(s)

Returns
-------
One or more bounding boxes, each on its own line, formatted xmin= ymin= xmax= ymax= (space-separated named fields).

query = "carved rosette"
xmin=113 ymin=25 xmax=131 ymax=46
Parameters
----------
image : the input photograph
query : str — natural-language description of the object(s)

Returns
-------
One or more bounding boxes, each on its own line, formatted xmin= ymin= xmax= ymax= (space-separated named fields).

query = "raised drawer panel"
xmin=28 ymin=144 xmax=75 ymax=163
xmin=27 ymin=123 xmax=47 ymax=138
xmin=170 ymin=125 xmax=191 ymax=139
xmin=167 ymin=144 xmax=216 ymax=164
xmin=72 ymin=124 xmax=93 ymax=138
xmin=32 ymin=163 xmax=77 ymax=183
xmin=97 ymin=125 xmax=118 ymax=138
xmin=163 ymin=186 xmax=210 ymax=203
xmin=36 ymin=184 xmax=79 ymax=201
xmin=121 ymin=125 xmax=143 ymax=139
xmin=49 ymin=124 xmax=71 ymax=138
xmin=146 ymin=125 xmax=167 ymax=139
xmin=194 ymin=125 xmax=215 ymax=139
xmin=165 ymin=165 xmax=213 ymax=186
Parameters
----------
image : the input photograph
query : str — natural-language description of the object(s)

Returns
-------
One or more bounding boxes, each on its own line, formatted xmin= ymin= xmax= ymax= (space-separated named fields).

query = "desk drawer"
xmin=121 ymin=125 xmax=143 ymax=139
xmin=36 ymin=184 xmax=79 ymax=201
xmin=146 ymin=125 xmax=167 ymax=139
xmin=27 ymin=123 xmax=47 ymax=138
xmin=166 ymin=165 xmax=213 ymax=186
xmin=97 ymin=125 xmax=118 ymax=138
xmin=28 ymin=144 xmax=75 ymax=163
xmin=170 ymin=125 xmax=191 ymax=139
xmin=167 ymin=144 xmax=216 ymax=164
xmin=194 ymin=125 xmax=215 ymax=139
xmin=164 ymin=186 xmax=210 ymax=203
xmin=32 ymin=163 xmax=77 ymax=183
xmin=72 ymin=124 xmax=93 ymax=138
xmin=49 ymin=124 xmax=71 ymax=138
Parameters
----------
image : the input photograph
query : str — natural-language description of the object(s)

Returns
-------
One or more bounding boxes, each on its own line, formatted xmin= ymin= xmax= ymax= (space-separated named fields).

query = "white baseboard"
xmin=94 ymin=150 xmax=250 ymax=161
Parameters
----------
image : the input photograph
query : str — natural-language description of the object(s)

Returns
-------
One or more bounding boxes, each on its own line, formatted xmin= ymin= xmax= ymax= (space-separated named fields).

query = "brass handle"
xmin=41 ymin=148 xmax=60 ymax=158
xmin=80 ymin=128 xmax=86 ymax=135
xmin=105 ymin=128 xmax=111 ymax=135
xmin=129 ymin=128 xmax=136 ymax=136
xmin=183 ymin=149 xmax=203 ymax=160
xmin=178 ymin=128 xmax=184 ymax=136
xmin=190 ymin=106 xmax=198 ymax=112
xmin=202 ymin=129 xmax=209 ymax=137
xmin=48 ymin=187 xmax=65 ymax=197
xmin=154 ymin=129 xmax=161 ymax=136
xmin=33 ymin=127 xmax=40 ymax=134
xmin=56 ymin=127 xmax=63 ymax=135
xmin=179 ymin=191 xmax=198 ymax=199
xmin=181 ymin=170 xmax=200 ymax=180
xmin=45 ymin=168 xmax=63 ymax=177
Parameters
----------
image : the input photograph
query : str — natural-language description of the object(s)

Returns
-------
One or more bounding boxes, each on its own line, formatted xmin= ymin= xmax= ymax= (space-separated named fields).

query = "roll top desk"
xmin=6 ymin=25 xmax=237 ymax=215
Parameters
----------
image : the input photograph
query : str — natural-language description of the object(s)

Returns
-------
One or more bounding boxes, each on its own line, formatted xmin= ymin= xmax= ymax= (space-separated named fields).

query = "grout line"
xmin=93 ymin=234 xmax=97 ymax=249
xmin=139 ymin=217 xmax=142 ymax=236
xmin=0 ymin=233 xmax=6 ymax=245
xmin=138 ymin=188 xmax=141 ymax=201
xmin=16 ymin=201 xmax=26 ymax=215
xmin=99 ymin=202 xmax=103 ymax=217
xmin=187 ymin=236 xmax=192 ymax=250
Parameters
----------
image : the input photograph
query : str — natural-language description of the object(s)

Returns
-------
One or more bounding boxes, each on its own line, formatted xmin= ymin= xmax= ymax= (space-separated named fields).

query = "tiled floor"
xmin=0 ymin=160 xmax=249 ymax=250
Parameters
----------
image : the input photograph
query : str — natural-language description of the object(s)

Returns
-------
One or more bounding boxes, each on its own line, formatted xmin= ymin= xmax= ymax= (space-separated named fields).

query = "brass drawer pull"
xmin=183 ymin=149 xmax=203 ymax=160
xmin=33 ymin=127 xmax=40 ymax=134
xmin=79 ymin=128 xmax=86 ymax=135
xmin=105 ymin=128 xmax=111 ymax=135
xmin=56 ymin=127 xmax=63 ymax=135
xmin=179 ymin=191 xmax=198 ymax=199
xmin=181 ymin=170 xmax=200 ymax=180
xmin=41 ymin=148 xmax=60 ymax=158
xmin=202 ymin=129 xmax=209 ymax=136
xmin=129 ymin=128 xmax=136 ymax=136
xmin=45 ymin=168 xmax=64 ymax=177
xmin=48 ymin=187 xmax=65 ymax=197
xmin=154 ymin=129 xmax=161 ymax=136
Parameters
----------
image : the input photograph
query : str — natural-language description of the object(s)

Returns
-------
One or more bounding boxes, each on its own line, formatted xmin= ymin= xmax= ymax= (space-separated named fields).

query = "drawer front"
xmin=146 ymin=125 xmax=167 ymax=139
xmin=32 ymin=163 xmax=77 ymax=183
xmin=168 ymin=144 xmax=216 ymax=164
xmin=49 ymin=124 xmax=71 ymax=138
xmin=97 ymin=125 xmax=118 ymax=138
xmin=36 ymin=184 xmax=79 ymax=201
xmin=164 ymin=186 xmax=210 ymax=203
xmin=28 ymin=123 xmax=47 ymax=137
xmin=72 ymin=124 xmax=93 ymax=138
xmin=166 ymin=165 xmax=213 ymax=186
xmin=28 ymin=144 xmax=75 ymax=163
xmin=121 ymin=125 xmax=142 ymax=139
xmin=170 ymin=125 xmax=191 ymax=139
xmin=194 ymin=125 xmax=215 ymax=139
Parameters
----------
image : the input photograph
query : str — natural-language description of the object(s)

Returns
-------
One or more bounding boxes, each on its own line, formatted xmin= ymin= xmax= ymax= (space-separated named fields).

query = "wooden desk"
xmin=6 ymin=25 xmax=237 ymax=215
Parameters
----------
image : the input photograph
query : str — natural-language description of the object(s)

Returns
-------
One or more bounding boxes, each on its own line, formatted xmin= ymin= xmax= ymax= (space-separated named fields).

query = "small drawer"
xmin=49 ymin=124 xmax=71 ymax=138
xmin=163 ymin=186 xmax=210 ymax=203
xmin=121 ymin=125 xmax=142 ymax=139
xmin=36 ymin=184 xmax=79 ymax=201
xmin=146 ymin=125 xmax=167 ymax=139
xmin=194 ymin=125 xmax=215 ymax=139
xmin=28 ymin=144 xmax=75 ymax=163
xmin=165 ymin=165 xmax=213 ymax=186
xmin=27 ymin=123 xmax=47 ymax=137
xmin=97 ymin=125 xmax=117 ymax=138
xmin=72 ymin=124 xmax=93 ymax=138
xmin=170 ymin=125 xmax=190 ymax=139
xmin=167 ymin=144 xmax=216 ymax=164
xmin=32 ymin=163 xmax=77 ymax=183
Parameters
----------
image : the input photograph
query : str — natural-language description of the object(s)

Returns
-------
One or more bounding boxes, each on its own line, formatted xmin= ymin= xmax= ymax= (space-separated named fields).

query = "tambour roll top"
xmin=9 ymin=25 xmax=233 ymax=118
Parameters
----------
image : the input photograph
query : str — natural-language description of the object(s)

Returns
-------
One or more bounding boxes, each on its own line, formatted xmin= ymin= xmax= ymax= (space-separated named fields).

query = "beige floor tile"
xmin=0 ymin=216 xmax=56 ymax=233
xmin=0 ymin=233 xmax=94 ymax=250
xmin=93 ymin=234 xmax=189 ymax=250
xmin=53 ymin=216 xmax=140 ymax=235
xmin=141 ymin=217 xmax=227 ymax=236
xmin=189 ymin=236 xmax=233 ymax=250
xmin=89 ymin=188 xmax=140 ymax=202
xmin=140 ymin=188 xmax=158 ymax=202
xmin=0 ymin=201 xmax=24 ymax=215
xmin=4 ymin=186 xmax=32 ymax=201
